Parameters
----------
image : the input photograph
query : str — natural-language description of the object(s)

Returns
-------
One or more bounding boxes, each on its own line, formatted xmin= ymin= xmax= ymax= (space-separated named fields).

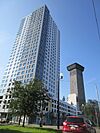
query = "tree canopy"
xmin=81 ymin=100 xmax=100 ymax=126
xmin=9 ymin=79 xmax=50 ymax=127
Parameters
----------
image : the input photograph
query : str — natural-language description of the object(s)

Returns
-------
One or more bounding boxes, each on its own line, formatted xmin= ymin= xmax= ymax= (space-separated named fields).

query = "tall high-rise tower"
xmin=0 ymin=5 xmax=77 ymax=120
xmin=0 ymin=5 xmax=60 ymax=110
xmin=67 ymin=63 xmax=86 ymax=110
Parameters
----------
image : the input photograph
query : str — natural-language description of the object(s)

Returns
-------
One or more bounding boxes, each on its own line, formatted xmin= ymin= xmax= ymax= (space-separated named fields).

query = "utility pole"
xmin=94 ymin=106 xmax=99 ymax=127
xmin=95 ymin=85 xmax=100 ymax=114
xmin=92 ymin=0 xmax=100 ymax=41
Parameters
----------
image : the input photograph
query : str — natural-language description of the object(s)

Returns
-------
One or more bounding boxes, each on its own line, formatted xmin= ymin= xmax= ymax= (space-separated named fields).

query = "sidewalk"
xmin=43 ymin=125 xmax=63 ymax=130
xmin=28 ymin=124 xmax=63 ymax=130
xmin=96 ymin=127 xmax=100 ymax=133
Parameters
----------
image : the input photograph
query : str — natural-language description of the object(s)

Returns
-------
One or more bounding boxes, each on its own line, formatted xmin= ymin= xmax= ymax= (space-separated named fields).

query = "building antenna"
xmin=92 ymin=0 xmax=100 ymax=41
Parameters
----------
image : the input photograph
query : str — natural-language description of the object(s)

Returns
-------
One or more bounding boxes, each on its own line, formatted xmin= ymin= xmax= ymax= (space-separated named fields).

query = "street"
xmin=43 ymin=126 xmax=100 ymax=133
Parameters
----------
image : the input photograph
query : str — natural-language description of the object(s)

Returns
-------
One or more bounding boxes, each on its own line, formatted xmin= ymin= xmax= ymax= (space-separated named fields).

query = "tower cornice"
xmin=67 ymin=63 xmax=84 ymax=72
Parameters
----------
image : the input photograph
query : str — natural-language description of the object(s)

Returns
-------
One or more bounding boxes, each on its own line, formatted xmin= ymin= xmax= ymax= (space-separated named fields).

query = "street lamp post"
xmin=57 ymin=73 xmax=63 ymax=130
xmin=57 ymin=78 xmax=60 ymax=129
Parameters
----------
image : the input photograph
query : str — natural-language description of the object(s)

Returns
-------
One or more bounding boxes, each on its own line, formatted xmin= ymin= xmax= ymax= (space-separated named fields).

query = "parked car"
xmin=62 ymin=116 xmax=96 ymax=133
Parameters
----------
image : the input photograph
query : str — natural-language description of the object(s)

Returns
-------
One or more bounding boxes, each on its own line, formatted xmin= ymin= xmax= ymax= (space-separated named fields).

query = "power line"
xmin=92 ymin=0 xmax=100 ymax=41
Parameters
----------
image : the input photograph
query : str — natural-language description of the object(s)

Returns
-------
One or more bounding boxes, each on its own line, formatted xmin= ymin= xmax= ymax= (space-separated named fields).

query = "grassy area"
xmin=0 ymin=125 xmax=61 ymax=133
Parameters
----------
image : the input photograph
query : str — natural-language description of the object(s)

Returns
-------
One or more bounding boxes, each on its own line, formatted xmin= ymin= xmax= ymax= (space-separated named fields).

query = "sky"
xmin=0 ymin=0 xmax=100 ymax=102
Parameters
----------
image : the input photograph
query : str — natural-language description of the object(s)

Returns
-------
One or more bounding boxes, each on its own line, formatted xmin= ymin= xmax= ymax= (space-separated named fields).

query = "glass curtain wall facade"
xmin=0 ymin=5 xmax=60 ymax=103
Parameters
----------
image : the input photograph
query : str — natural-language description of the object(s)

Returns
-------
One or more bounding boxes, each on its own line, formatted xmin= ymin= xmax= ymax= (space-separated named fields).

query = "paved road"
xmin=44 ymin=126 xmax=100 ymax=133
xmin=28 ymin=124 xmax=100 ymax=133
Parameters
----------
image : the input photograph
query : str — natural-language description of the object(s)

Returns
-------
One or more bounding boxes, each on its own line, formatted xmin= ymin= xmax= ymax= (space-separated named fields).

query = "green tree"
xmin=9 ymin=79 xmax=50 ymax=127
xmin=9 ymin=81 xmax=24 ymax=125
xmin=82 ymin=100 xmax=100 ymax=126
xmin=25 ymin=79 xmax=50 ymax=126
xmin=61 ymin=112 xmax=66 ymax=122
